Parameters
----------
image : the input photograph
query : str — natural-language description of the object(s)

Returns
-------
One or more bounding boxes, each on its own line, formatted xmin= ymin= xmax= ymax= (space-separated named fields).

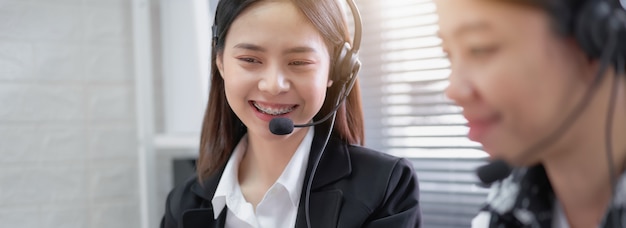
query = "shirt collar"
xmin=276 ymin=127 xmax=314 ymax=207
xmin=612 ymin=171 xmax=626 ymax=207
xmin=210 ymin=127 xmax=315 ymax=218
xmin=211 ymin=134 xmax=248 ymax=219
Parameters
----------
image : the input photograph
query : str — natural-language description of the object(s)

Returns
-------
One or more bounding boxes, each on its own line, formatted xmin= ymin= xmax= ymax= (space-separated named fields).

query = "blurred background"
xmin=0 ymin=0 xmax=489 ymax=227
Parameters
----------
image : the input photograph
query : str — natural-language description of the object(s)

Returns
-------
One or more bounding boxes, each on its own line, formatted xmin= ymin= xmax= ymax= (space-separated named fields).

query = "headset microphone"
xmin=268 ymin=113 xmax=332 ymax=135
xmin=476 ymin=160 xmax=512 ymax=185
xmin=269 ymin=118 xmax=296 ymax=135
xmin=268 ymin=93 xmax=350 ymax=135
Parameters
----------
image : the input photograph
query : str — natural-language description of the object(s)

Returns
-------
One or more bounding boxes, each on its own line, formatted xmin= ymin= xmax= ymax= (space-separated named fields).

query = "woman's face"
xmin=217 ymin=0 xmax=332 ymax=139
xmin=435 ymin=0 xmax=593 ymax=165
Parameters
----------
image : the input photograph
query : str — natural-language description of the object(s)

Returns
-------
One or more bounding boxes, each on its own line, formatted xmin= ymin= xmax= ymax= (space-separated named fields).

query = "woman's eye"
xmin=238 ymin=57 xmax=261 ymax=64
xmin=289 ymin=60 xmax=311 ymax=66
xmin=469 ymin=46 xmax=499 ymax=57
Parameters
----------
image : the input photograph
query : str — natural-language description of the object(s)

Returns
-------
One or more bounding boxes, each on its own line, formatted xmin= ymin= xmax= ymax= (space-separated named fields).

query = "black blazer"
xmin=161 ymin=127 xmax=421 ymax=228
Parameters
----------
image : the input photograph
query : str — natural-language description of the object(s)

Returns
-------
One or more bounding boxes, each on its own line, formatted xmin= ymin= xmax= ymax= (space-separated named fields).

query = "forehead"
xmin=225 ymin=0 xmax=327 ymax=48
xmin=230 ymin=0 xmax=308 ymax=28
xmin=434 ymin=0 xmax=549 ymax=40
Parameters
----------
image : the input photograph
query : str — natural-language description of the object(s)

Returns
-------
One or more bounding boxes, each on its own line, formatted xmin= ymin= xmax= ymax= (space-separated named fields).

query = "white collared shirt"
xmin=552 ymin=201 xmax=570 ymax=228
xmin=211 ymin=127 xmax=314 ymax=228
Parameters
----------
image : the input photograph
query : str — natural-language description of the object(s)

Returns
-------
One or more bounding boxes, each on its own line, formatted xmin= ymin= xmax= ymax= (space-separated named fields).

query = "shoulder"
xmin=162 ymin=175 xmax=208 ymax=227
xmin=341 ymin=144 xmax=421 ymax=226
xmin=164 ymin=176 xmax=201 ymax=214
xmin=346 ymin=144 xmax=417 ymax=178
xmin=342 ymin=143 xmax=420 ymax=200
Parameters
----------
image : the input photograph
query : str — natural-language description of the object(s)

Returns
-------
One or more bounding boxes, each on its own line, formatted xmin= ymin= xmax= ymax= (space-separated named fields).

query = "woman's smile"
xmin=250 ymin=100 xmax=299 ymax=121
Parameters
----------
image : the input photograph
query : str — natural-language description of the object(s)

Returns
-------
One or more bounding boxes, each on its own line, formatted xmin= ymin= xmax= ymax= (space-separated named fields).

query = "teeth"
xmin=253 ymin=102 xmax=295 ymax=115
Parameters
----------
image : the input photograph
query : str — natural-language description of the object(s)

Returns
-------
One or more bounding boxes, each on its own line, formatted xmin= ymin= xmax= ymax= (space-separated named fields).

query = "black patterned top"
xmin=472 ymin=165 xmax=626 ymax=228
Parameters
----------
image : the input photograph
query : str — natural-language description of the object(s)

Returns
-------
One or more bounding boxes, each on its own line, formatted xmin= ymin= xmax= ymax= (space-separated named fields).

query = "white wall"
xmin=0 ymin=0 xmax=140 ymax=227
xmin=159 ymin=0 xmax=209 ymax=135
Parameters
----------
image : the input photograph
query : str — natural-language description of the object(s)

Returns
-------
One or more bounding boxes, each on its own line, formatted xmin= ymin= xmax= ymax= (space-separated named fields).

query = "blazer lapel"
xmin=305 ymin=189 xmax=344 ymax=228
xmin=183 ymin=166 xmax=227 ymax=228
xmin=295 ymin=127 xmax=352 ymax=228
xmin=186 ymin=127 xmax=352 ymax=228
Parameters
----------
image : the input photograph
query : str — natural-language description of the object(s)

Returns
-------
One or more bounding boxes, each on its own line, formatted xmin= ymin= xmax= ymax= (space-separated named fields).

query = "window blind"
xmin=353 ymin=0 xmax=491 ymax=227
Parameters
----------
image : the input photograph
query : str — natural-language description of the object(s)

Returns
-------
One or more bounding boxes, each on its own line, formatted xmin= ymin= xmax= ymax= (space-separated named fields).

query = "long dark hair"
xmin=499 ymin=0 xmax=587 ymax=36
xmin=502 ymin=0 xmax=626 ymax=69
xmin=196 ymin=0 xmax=365 ymax=181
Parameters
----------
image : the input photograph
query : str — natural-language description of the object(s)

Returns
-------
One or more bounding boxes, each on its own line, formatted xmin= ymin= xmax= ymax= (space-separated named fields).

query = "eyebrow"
xmin=283 ymin=46 xmax=317 ymax=55
xmin=233 ymin=43 xmax=317 ymax=54
xmin=437 ymin=21 xmax=493 ymax=40
xmin=234 ymin=43 xmax=266 ymax=52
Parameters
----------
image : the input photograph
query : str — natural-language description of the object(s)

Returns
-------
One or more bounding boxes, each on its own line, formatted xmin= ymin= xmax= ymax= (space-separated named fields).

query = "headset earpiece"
xmin=575 ymin=0 xmax=626 ymax=66
xmin=575 ymin=1 xmax=612 ymax=59
xmin=333 ymin=42 xmax=361 ymax=85
xmin=212 ymin=24 xmax=218 ymax=47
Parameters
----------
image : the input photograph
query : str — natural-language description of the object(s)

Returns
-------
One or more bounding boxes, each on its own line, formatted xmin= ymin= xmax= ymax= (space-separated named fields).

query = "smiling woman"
xmin=435 ymin=0 xmax=626 ymax=227
xmin=216 ymin=1 xmax=332 ymax=136
xmin=160 ymin=0 xmax=421 ymax=227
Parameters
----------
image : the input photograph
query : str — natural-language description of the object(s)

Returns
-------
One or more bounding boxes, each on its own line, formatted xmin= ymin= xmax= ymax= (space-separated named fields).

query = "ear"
xmin=327 ymin=79 xmax=334 ymax=87
xmin=216 ymin=54 xmax=225 ymax=78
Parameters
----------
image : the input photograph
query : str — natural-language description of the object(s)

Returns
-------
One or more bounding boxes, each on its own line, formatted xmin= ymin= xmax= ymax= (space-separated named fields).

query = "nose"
xmin=258 ymin=67 xmax=290 ymax=95
xmin=445 ymin=69 xmax=476 ymax=106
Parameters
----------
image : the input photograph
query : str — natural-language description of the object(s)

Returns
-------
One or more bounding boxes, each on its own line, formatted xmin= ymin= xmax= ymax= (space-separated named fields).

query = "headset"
xmin=575 ymin=1 xmax=626 ymax=226
xmin=574 ymin=0 xmax=626 ymax=67
xmin=211 ymin=0 xmax=362 ymax=227
xmin=560 ymin=0 xmax=626 ymax=200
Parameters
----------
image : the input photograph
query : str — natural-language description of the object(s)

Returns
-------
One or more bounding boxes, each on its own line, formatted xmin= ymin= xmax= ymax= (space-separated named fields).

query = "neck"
xmin=239 ymin=127 xmax=310 ymax=185
xmin=236 ymin=127 xmax=311 ymax=208
xmin=542 ymin=75 xmax=626 ymax=227
xmin=543 ymin=140 xmax=615 ymax=227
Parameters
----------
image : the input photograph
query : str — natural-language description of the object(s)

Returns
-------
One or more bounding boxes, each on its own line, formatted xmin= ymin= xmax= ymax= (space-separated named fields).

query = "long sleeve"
xmin=363 ymin=158 xmax=421 ymax=228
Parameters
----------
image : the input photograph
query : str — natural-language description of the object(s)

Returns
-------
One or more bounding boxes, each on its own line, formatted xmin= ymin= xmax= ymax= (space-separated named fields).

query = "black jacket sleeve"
xmin=160 ymin=185 xmax=179 ymax=228
xmin=160 ymin=175 xmax=202 ymax=228
xmin=161 ymin=193 xmax=172 ymax=228
xmin=363 ymin=158 xmax=421 ymax=228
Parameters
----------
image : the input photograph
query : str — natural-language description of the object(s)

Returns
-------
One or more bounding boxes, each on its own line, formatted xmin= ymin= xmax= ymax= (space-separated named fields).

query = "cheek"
xmin=472 ymin=53 xmax=540 ymax=128
xmin=490 ymin=50 xmax=575 ymax=139
xmin=221 ymin=67 xmax=251 ymax=108
xmin=476 ymin=56 xmax=535 ymax=109
xmin=300 ymin=75 xmax=330 ymax=105
xmin=310 ymin=64 xmax=331 ymax=98
xmin=222 ymin=80 xmax=242 ymax=111
xmin=294 ymin=72 xmax=331 ymax=116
